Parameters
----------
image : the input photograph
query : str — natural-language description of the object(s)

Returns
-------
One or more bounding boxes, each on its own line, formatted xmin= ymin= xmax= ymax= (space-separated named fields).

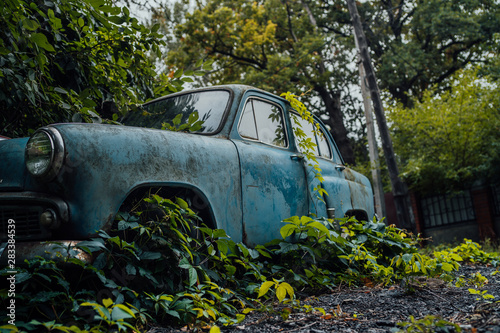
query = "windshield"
xmin=121 ymin=90 xmax=230 ymax=134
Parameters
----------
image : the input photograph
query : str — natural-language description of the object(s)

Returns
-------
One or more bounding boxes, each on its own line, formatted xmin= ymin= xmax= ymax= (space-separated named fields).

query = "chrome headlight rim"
xmin=25 ymin=127 xmax=65 ymax=181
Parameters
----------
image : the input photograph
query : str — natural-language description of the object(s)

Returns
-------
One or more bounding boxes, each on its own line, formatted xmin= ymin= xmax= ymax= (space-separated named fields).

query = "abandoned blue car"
xmin=0 ymin=85 xmax=374 ymax=261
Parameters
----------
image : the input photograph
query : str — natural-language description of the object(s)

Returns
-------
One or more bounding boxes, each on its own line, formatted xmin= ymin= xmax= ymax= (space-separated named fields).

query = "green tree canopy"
xmin=387 ymin=68 xmax=500 ymax=193
xmin=167 ymin=0 xmax=361 ymax=164
xmin=357 ymin=0 xmax=500 ymax=107
xmin=0 ymin=0 xmax=179 ymax=138
xmin=161 ymin=0 xmax=500 ymax=166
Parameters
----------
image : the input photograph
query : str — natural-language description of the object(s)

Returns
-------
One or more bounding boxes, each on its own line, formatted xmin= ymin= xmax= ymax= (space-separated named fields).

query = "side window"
xmin=316 ymin=126 xmax=332 ymax=159
xmin=238 ymin=99 xmax=287 ymax=147
xmin=291 ymin=113 xmax=332 ymax=159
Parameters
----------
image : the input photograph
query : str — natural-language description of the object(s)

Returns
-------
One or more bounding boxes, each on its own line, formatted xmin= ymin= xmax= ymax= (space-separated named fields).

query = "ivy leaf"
xmin=173 ymin=68 xmax=183 ymax=78
xmin=102 ymin=298 xmax=113 ymax=308
xmin=31 ymin=33 xmax=55 ymax=52
xmin=209 ymin=326 xmax=221 ymax=333
xmin=22 ymin=19 xmax=40 ymax=31
xmin=280 ymin=224 xmax=298 ymax=239
xmin=188 ymin=267 xmax=198 ymax=286
xmin=306 ymin=221 xmax=331 ymax=240
xmin=140 ymin=251 xmax=161 ymax=260
xmin=54 ymin=87 xmax=68 ymax=94
xmin=276 ymin=282 xmax=294 ymax=302
xmin=257 ymin=281 xmax=275 ymax=298
xmin=176 ymin=197 xmax=189 ymax=209
xmin=441 ymin=262 xmax=454 ymax=272
xmin=125 ymin=263 xmax=136 ymax=276
xmin=112 ymin=304 xmax=136 ymax=320
xmin=275 ymin=242 xmax=299 ymax=254
xmin=108 ymin=16 xmax=126 ymax=25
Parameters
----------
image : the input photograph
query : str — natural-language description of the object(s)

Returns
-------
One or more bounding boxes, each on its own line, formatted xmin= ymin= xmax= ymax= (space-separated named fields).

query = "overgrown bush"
xmin=1 ymin=196 xmax=498 ymax=332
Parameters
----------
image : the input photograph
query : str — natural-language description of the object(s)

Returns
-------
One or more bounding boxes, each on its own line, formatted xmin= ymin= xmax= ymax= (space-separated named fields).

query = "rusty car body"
xmin=0 ymin=85 xmax=374 ymax=261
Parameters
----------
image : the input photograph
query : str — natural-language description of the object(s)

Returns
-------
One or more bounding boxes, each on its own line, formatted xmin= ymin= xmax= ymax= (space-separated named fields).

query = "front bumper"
xmin=0 ymin=240 xmax=92 ymax=265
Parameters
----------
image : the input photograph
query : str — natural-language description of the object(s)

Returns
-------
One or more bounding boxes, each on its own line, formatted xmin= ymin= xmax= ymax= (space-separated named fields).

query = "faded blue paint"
xmin=0 ymin=138 xmax=28 ymax=190
xmin=230 ymin=91 xmax=309 ymax=246
xmin=54 ymin=124 xmax=243 ymax=241
xmin=0 ymin=84 xmax=375 ymax=255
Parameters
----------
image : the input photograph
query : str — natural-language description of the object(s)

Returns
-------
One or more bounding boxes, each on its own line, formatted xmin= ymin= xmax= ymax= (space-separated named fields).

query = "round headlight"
xmin=25 ymin=128 xmax=65 ymax=180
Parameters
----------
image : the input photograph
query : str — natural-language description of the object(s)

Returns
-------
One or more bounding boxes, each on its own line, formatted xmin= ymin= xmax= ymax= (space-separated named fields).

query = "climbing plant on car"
xmin=282 ymin=92 xmax=328 ymax=199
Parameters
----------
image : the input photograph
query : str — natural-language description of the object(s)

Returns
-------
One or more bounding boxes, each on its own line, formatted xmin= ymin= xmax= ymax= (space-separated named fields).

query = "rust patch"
xmin=242 ymin=222 xmax=247 ymax=245
xmin=343 ymin=168 xmax=356 ymax=182
xmin=101 ymin=213 xmax=116 ymax=233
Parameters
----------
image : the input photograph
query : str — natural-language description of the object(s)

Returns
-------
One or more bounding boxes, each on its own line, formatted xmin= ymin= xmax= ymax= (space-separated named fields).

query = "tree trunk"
xmin=357 ymin=53 xmax=386 ymax=219
xmin=346 ymin=0 xmax=415 ymax=233
xmin=295 ymin=0 xmax=355 ymax=165
xmin=315 ymin=85 xmax=356 ymax=165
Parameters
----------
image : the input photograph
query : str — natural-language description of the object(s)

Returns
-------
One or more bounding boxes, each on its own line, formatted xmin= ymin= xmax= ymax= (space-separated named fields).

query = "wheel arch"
xmin=117 ymin=182 xmax=217 ymax=229
xmin=344 ymin=209 xmax=369 ymax=222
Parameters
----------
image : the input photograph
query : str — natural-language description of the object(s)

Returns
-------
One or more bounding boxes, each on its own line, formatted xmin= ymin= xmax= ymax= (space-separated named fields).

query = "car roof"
xmin=143 ymin=84 xmax=289 ymax=106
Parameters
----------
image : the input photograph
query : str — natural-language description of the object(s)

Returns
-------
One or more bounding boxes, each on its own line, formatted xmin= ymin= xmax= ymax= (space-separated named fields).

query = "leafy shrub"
xmin=1 ymin=196 xmax=484 ymax=331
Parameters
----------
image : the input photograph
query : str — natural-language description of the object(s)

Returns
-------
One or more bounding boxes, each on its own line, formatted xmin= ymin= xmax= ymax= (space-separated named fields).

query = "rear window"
xmin=291 ymin=112 xmax=332 ymax=159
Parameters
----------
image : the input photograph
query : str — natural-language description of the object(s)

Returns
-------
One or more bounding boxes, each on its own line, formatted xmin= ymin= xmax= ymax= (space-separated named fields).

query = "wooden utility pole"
xmin=356 ymin=48 xmax=386 ymax=219
xmin=346 ymin=0 xmax=415 ymax=232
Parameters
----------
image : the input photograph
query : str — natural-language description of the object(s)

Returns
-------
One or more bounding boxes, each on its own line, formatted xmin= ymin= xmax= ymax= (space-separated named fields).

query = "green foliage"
xmin=388 ymin=68 xmax=500 ymax=193
xmin=257 ymin=279 xmax=294 ymax=304
xmin=443 ymin=238 xmax=500 ymax=266
xmin=167 ymin=0 xmax=361 ymax=164
xmin=161 ymin=111 xmax=204 ymax=132
xmin=165 ymin=0 xmax=500 ymax=166
xmin=79 ymin=298 xmax=137 ymax=331
xmin=4 ymin=194 xmax=498 ymax=331
xmin=394 ymin=315 xmax=462 ymax=333
xmin=0 ymin=0 xmax=199 ymax=138
xmin=169 ymin=0 xmax=320 ymax=93
xmin=274 ymin=216 xmax=439 ymax=291
xmin=282 ymin=92 xmax=327 ymax=199
xmin=468 ymin=288 xmax=496 ymax=302
xmin=361 ymin=0 xmax=500 ymax=107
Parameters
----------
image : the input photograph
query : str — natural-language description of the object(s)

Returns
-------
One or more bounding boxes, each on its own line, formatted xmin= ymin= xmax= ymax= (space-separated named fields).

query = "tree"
xmin=166 ymin=0 xmax=361 ymax=164
xmin=387 ymin=68 xmax=500 ymax=193
xmin=353 ymin=0 xmax=500 ymax=107
xmin=0 ymin=0 xmax=176 ymax=138
xmin=160 ymin=0 xmax=500 ymax=166
xmin=348 ymin=0 xmax=415 ymax=232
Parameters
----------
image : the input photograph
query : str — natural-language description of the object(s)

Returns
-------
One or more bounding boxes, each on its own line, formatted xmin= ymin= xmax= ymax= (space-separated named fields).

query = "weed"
xmin=2 ymin=196 xmax=496 ymax=331
xmin=468 ymin=288 xmax=496 ymax=302
xmin=394 ymin=315 xmax=462 ymax=332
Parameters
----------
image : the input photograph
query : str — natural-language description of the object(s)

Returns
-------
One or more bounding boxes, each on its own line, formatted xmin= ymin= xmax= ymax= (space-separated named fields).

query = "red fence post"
xmin=471 ymin=187 xmax=497 ymax=240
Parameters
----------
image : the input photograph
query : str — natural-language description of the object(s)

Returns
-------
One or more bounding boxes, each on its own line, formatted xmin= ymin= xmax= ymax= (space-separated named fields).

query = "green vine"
xmin=281 ymin=91 xmax=327 ymax=199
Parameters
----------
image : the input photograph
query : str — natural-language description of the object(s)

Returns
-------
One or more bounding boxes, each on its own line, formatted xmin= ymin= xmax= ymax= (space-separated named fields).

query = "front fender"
xmin=51 ymin=124 xmax=243 ymax=241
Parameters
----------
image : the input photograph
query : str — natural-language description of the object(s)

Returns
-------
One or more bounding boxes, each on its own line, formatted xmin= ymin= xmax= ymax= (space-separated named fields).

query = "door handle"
xmin=335 ymin=165 xmax=346 ymax=171
xmin=290 ymin=154 xmax=304 ymax=161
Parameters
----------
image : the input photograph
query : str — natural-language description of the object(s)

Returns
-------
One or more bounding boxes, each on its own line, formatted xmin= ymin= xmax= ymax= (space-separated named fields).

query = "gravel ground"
xmin=149 ymin=264 xmax=500 ymax=333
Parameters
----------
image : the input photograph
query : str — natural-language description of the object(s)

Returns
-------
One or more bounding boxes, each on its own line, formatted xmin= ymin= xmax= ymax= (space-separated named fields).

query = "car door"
xmin=231 ymin=94 xmax=309 ymax=246
xmin=290 ymin=112 xmax=353 ymax=220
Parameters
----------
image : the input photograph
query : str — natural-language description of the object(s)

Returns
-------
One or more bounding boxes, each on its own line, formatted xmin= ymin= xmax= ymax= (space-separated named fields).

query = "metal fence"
xmin=421 ymin=191 xmax=476 ymax=228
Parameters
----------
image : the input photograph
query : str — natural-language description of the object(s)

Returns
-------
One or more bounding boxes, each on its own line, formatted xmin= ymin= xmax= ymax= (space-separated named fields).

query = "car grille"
xmin=0 ymin=206 xmax=51 ymax=241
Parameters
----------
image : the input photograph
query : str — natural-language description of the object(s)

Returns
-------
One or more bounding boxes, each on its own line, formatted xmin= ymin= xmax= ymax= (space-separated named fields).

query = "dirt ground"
xmin=149 ymin=264 xmax=500 ymax=333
